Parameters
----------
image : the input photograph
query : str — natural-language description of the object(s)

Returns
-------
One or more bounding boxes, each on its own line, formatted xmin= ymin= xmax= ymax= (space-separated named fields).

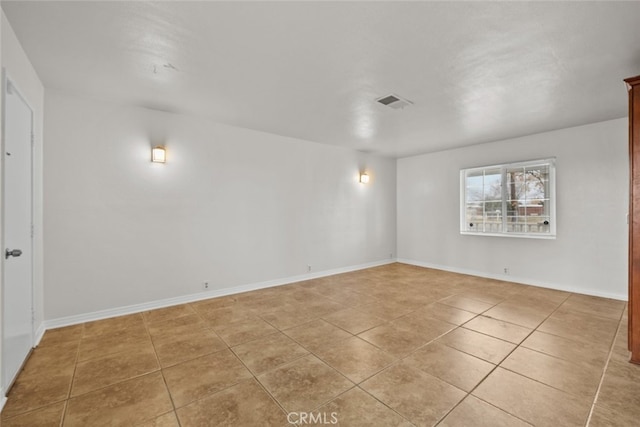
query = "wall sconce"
xmin=359 ymin=173 xmax=370 ymax=184
xmin=151 ymin=146 xmax=166 ymax=163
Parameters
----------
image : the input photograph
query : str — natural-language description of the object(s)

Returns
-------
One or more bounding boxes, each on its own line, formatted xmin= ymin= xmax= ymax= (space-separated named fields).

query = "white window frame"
xmin=460 ymin=158 xmax=556 ymax=239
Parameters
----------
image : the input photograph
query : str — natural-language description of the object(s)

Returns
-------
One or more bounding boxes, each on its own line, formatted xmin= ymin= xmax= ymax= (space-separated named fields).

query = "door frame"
xmin=1 ymin=70 xmax=36 ymax=392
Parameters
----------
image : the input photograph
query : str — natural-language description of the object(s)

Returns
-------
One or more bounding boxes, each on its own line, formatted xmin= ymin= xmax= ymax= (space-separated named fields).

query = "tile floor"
xmin=1 ymin=263 xmax=636 ymax=426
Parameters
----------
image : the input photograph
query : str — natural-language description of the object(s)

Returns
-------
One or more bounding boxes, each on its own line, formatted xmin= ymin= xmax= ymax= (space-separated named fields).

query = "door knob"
xmin=5 ymin=249 xmax=22 ymax=259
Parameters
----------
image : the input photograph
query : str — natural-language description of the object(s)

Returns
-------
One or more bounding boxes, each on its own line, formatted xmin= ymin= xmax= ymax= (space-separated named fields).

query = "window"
xmin=460 ymin=158 xmax=556 ymax=238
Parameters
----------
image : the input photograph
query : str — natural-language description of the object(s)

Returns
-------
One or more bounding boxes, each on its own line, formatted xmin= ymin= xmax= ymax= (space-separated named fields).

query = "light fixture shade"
xmin=360 ymin=173 xmax=370 ymax=184
xmin=152 ymin=146 xmax=166 ymax=163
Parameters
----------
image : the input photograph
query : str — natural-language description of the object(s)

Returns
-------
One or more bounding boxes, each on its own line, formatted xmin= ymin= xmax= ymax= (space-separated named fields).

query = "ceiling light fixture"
xmin=360 ymin=173 xmax=370 ymax=184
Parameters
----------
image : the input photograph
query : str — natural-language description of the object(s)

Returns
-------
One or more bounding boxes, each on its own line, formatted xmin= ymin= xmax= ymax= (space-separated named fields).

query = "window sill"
xmin=460 ymin=231 xmax=556 ymax=240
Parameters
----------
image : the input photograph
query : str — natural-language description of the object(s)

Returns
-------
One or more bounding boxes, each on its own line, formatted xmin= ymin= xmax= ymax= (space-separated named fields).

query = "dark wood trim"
xmin=626 ymin=74 xmax=640 ymax=364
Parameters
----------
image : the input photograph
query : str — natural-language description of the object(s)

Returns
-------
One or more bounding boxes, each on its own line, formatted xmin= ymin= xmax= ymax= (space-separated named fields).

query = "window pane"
xmin=461 ymin=159 xmax=554 ymax=238
xmin=466 ymin=186 xmax=483 ymax=202
xmin=465 ymin=171 xmax=483 ymax=202
xmin=483 ymin=169 xmax=502 ymax=209
xmin=504 ymin=164 xmax=550 ymax=233
xmin=465 ymin=204 xmax=482 ymax=231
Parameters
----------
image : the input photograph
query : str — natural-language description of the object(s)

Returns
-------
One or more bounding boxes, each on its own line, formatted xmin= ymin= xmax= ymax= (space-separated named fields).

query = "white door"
xmin=2 ymin=77 xmax=34 ymax=392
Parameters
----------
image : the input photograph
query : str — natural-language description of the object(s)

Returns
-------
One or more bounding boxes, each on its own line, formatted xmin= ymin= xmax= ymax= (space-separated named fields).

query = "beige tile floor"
xmin=1 ymin=263 xmax=636 ymax=426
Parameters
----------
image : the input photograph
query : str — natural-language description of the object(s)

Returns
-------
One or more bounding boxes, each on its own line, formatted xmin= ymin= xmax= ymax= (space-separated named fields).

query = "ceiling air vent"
xmin=376 ymin=93 xmax=413 ymax=110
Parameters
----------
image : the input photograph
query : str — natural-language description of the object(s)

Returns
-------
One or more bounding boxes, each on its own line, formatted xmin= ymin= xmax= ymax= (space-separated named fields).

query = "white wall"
xmin=43 ymin=90 xmax=397 ymax=320
xmin=0 ymin=10 xmax=45 ymax=400
xmin=398 ymin=118 xmax=629 ymax=300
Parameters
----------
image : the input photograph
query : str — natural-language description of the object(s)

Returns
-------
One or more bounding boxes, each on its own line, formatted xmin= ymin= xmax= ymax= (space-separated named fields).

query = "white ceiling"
xmin=3 ymin=1 xmax=640 ymax=158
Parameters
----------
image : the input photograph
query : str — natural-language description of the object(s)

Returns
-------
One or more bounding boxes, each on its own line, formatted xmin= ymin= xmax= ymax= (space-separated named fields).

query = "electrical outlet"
xmin=307 ymin=265 xmax=312 ymax=272
xmin=390 ymin=253 xmax=393 ymax=259
xmin=503 ymin=267 xmax=509 ymax=275
xmin=203 ymin=281 xmax=210 ymax=290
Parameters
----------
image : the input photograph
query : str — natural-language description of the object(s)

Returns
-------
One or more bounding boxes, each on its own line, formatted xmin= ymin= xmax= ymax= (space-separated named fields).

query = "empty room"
xmin=1 ymin=1 xmax=640 ymax=426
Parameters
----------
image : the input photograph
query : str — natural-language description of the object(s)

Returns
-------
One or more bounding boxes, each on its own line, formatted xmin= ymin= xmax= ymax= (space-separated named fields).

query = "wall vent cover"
xmin=376 ymin=93 xmax=413 ymax=110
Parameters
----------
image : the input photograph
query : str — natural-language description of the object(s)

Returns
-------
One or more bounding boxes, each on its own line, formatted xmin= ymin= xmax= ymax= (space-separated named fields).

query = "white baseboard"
xmin=43 ymin=259 xmax=396 ymax=331
xmin=397 ymin=258 xmax=627 ymax=301
xmin=34 ymin=321 xmax=46 ymax=347
xmin=0 ymin=392 xmax=6 ymax=412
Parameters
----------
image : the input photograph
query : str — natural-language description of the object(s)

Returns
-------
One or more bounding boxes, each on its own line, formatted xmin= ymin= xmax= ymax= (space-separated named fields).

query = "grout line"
xmin=143 ymin=312 xmax=182 ymax=425
xmin=353 ymin=384 xmax=417 ymax=426
xmin=6 ymin=265 xmax=626 ymax=426
xmin=234 ymin=308 xmax=411 ymax=424
xmin=584 ymin=307 xmax=626 ymax=426
xmin=251 ymin=374 xmax=293 ymax=423
xmin=435 ymin=290 xmax=572 ymax=425
xmin=59 ymin=399 xmax=69 ymax=427
xmin=59 ymin=324 xmax=84 ymax=426
xmin=220 ymin=325 xmax=299 ymax=420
